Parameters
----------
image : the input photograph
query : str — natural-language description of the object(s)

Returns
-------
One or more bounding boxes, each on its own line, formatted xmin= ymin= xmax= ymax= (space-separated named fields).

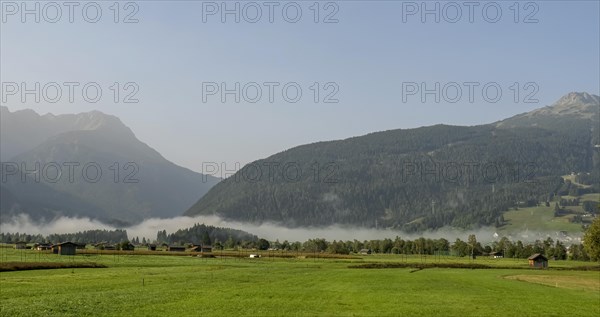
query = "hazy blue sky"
xmin=1 ymin=1 xmax=599 ymax=173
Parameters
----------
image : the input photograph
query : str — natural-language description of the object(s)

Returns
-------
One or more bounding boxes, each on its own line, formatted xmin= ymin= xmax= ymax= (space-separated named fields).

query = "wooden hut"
xmin=168 ymin=245 xmax=186 ymax=252
xmin=53 ymin=242 xmax=77 ymax=256
xmin=36 ymin=243 xmax=52 ymax=251
xmin=201 ymin=245 xmax=213 ymax=253
xmin=490 ymin=251 xmax=504 ymax=259
xmin=528 ymin=253 xmax=548 ymax=268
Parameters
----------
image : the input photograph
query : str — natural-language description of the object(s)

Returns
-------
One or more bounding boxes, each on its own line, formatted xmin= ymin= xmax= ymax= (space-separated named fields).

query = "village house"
xmin=528 ymin=253 xmax=548 ymax=268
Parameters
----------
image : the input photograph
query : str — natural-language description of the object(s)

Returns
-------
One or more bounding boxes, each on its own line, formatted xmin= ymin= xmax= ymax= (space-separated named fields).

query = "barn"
xmin=201 ymin=245 xmax=213 ymax=253
xmin=14 ymin=241 xmax=27 ymax=249
xmin=147 ymin=244 xmax=157 ymax=251
xmin=36 ymin=243 xmax=52 ymax=251
xmin=190 ymin=245 xmax=212 ymax=253
xmin=168 ymin=245 xmax=186 ymax=252
xmin=528 ymin=253 xmax=548 ymax=268
xmin=490 ymin=251 xmax=504 ymax=259
xmin=53 ymin=242 xmax=78 ymax=256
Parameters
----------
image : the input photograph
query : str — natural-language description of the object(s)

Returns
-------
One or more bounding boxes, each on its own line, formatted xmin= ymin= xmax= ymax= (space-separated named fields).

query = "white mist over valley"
xmin=1 ymin=213 xmax=582 ymax=245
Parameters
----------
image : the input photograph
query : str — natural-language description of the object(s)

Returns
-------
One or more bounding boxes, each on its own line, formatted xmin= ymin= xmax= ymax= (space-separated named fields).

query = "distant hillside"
xmin=185 ymin=92 xmax=600 ymax=231
xmin=1 ymin=107 xmax=220 ymax=225
xmin=0 ymin=106 xmax=134 ymax=161
xmin=496 ymin=92 xmax=599 ymax=136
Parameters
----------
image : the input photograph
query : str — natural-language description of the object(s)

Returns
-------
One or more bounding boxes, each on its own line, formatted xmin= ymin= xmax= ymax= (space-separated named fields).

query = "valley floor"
xmin=0 ymin=249 xmax=598 ymax=317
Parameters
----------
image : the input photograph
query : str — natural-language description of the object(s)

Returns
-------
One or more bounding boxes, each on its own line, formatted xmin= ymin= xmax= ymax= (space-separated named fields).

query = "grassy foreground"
xmin=0 ymin=249 xmax=599 ymax=317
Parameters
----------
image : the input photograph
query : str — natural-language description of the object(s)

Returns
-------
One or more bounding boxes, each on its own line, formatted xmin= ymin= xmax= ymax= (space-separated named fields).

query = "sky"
xmin=1 ymin=0 xmax=599 ymax=174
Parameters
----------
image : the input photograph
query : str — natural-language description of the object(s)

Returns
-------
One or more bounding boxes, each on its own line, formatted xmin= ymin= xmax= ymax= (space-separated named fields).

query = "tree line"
xmin=0 ymin=229 xmax=128 ymax=244
xmin=156 ymin=223 xmax=258 ymax=246
xmin=243 ymin=235 xmax=593 ymax=261
xmin=3 ymin=216 xmax=598 ymax=262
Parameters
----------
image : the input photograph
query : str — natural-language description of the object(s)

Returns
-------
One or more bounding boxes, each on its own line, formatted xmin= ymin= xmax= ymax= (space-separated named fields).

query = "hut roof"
xmin=528 ymin=253 xmax=548 ymax=261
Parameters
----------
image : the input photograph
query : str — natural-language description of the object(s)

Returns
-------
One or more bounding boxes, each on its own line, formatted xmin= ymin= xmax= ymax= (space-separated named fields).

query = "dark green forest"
xmin=0 ymin=229 xmax=128 ymax=244
xmin=186 ymin=123 xmax=599 ymax=231
xmin=157 ymin=223 xmax=258 ymax=246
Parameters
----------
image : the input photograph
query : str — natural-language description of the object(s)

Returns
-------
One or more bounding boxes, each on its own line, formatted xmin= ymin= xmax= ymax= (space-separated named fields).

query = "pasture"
xmin=0 ymin=248 xmax=598 ymax=317
xmin=499 ymin=204 xmax=584 ymax=234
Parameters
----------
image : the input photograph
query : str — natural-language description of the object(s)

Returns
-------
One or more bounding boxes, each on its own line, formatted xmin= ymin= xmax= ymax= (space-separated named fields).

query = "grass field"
xmin=580 ymin=193 xmax=600 ymax=202
xmin=497 ymin=178 xmax=599 ymax=236
xmin=1 ymin=249 xmax=598 ymax=317
xmin=499 ymin=205 xmax=584 ymax=234
xmin=561 ymin=175 xmax=593 ymax=189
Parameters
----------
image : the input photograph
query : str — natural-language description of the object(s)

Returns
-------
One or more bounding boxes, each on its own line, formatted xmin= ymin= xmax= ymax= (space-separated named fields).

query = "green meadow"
xmin=496 ymin=179 xmax=599 ymax=236
xmin=1 ymin=249 xmax=598 ymax=317
xmin=500 ymin=204 xmax=583 ymax=233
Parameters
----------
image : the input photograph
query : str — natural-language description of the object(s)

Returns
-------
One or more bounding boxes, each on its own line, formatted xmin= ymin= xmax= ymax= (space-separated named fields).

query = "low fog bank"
xmin=0 ymin=214 xmax=581 ymax=244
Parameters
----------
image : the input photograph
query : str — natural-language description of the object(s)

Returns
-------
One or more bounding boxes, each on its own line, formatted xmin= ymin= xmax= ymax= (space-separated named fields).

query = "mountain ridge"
xmin=185 ymin=92 xmax=600 ymax=231
xmin=0 ymin=106 xmax=137 ymax=161
xmin=1 ymin=106 xmax=220 ymax=224
xmin=495 ymin=92 xmax=600 ymax=130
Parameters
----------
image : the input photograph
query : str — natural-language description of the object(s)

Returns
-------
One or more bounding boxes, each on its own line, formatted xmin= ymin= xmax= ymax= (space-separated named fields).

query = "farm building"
xmin=36 ymin=243 xmax=52 ymax=251
xmin=168 ymin=245 xmax=186 ymax=252
xmin=528 ymin=253 xmax=548 ymax=268
xmin=359 ymin=249 xmax=372 ymax=255
xmin=53 ymin=242 xmax=77 ymax=255
xmin=95 ymin=243 xmax=116 ymax=250
xmin=190 ymin=245 xmax=211 ymax=252
xmin=14 ymin=241 xmax=27 ymax=249
xmin=201 ymin=245 xmax=212 ymax=253
xmin=490 ymin=251 xmax=504 ymax=259
xmin=147 ymin=244 xmax=157 ymax=251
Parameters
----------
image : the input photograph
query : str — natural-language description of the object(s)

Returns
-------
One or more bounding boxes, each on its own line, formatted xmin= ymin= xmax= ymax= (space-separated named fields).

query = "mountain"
xmin=0 ymin=106 xmax=133 ymax=161
xmin=496 ymin=92 xmax=599 ymax=133
xmin=497 ymin=91 xmax=600 ymax=174
xmin=1 ymin=107 xmax=220 ymax=225
xmin=185 ymin=92 xmax=600 ymax=231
